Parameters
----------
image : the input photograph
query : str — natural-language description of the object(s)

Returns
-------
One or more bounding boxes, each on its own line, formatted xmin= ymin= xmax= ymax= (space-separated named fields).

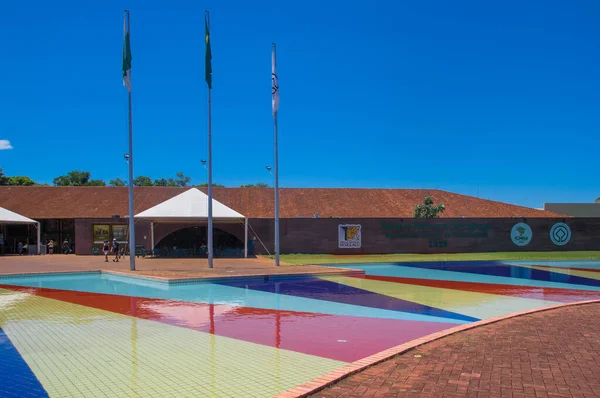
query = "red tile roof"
xmin=0 ymin=186 xmax=563 ymax=219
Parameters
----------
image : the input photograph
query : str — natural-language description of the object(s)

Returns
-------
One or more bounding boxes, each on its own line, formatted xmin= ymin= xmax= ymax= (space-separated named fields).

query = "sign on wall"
xmin=510 ymin=222 xmax=532 ymax=246
xmin=339 ymin=224 xmax=361 ymax=248
xmin=550 ymin=222 xmax=571 ymax=246
xmin=93 ymin=225 xmax=110 ymax=244
xmin=112 ymin=225 xmax=128 ymax=244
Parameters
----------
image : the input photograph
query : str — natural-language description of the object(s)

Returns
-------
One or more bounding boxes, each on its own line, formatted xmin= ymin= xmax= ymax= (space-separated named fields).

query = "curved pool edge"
xmin=275 ymin=298 xmax=600 ymax=398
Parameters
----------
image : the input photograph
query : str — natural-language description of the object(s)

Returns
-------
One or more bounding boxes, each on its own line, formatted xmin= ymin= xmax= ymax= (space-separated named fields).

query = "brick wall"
xmin=247 ymin=217 xmax=600 ymax=254
xmin=74 ymin=217 xmax=600 ymax=255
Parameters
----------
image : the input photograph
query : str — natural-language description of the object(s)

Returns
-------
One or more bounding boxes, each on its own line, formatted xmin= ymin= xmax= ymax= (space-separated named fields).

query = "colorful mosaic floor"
xmin=0 ymin=260 xmax=599 ymax=397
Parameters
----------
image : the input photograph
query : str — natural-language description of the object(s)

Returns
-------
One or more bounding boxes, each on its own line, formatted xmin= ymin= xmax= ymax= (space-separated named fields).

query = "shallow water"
xmin=0 ymin=260 xmax=598 ymax=397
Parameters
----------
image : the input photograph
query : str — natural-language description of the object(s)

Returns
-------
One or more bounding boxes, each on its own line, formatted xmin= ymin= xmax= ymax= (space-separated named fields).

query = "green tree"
xmin=596 ymin=197 xmax=600 ymax=203
xmin=413 ymin=196 xmax=446 ymax=218
xmin=197 ymin=183 xmax=225 ymax=187
xmin=0 ymin=169 xmax=8 ymax=185
xmin=7 ymin=176 xmax=36 ymax=186
xmin=154 ymin=178 xmax=178 ymax=187
xmin=175 ymin=172 xmax=191 ymax=187
xmin=86 ymin=179 xmax=106 ymax=186
xmin=240 ymin=183 xmax=269 ymax=188
xmin=53 ymin=170 xmax=92 ymax=186
xmin=53 ymin=170 xmax=106 ymax=186
xmin=109 ymin=178 xmax=127 ymax=186
xmin=133 ymin=176 xmax=153 ymax=186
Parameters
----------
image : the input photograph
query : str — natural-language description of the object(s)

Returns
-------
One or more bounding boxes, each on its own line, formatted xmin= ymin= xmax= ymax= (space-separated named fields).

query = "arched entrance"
xmin=155 ymin=226 xmax=244 ymax=258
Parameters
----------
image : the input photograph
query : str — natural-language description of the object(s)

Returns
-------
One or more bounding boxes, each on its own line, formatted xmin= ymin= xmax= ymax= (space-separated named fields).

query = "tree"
xmin=175 ymin=172 xmax=191 ymax=187
xmin=413 ymin=196 xmax=446 ymax=218
xmin=86 ymin=179 xmax=106 ymax=186
xmin=596 ymin=198 xmax=600 ymax=203
xmin=133 ymin=176 xmax=153 ymax=186
xmin=7 ymin=176 xmax=36 ymax=186
xmin=53 ymin=170 xmax=106 ymax=186
xmin=154 ymin=178 xmax=177 ymax=187
xmin=53 ymin=170 xmax=91 ymax=186
xmin=109 ymin=178 xmax=127 ymax=187
xmin=0 ymin=169 xmax=8 ymax=185
xmin=197 ymin=183 xmax=225 ymax=187
xmin=240 ymin=183 xmax=269 ymax=188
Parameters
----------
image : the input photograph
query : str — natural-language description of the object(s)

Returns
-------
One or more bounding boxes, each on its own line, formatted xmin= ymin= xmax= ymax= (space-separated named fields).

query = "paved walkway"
xmin=0 ymin=255 xmax=349 ymax=279
xmin=313 ymin=303 xmax=600 ymax=398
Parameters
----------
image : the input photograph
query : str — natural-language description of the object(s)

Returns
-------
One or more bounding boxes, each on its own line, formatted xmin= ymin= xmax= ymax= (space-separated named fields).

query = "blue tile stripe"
xmin=218 ymin=278 xmax=479 ymax=322
xmin=0 ymin=328 xmax=48 ymax=397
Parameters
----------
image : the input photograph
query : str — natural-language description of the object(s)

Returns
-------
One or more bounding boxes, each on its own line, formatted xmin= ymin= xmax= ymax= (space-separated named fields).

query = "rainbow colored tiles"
xmin=1 ymin=260 xmax=599 ymax=397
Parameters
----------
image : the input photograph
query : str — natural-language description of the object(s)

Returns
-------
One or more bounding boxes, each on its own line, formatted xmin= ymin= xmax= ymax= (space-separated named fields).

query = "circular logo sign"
xmin=511 ymin=222 xmax=532 ymax=246
xmin=550 ymin=222 xmax=571 ymax=246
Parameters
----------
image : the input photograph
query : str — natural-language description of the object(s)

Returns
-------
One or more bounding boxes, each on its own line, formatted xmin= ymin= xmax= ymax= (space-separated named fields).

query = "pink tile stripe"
xmin=275 ymin=298 xmax=600 ymax=398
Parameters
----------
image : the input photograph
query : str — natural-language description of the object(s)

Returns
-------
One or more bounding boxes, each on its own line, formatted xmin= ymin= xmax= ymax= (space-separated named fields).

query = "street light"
xmin=265 ymin=166 xmax=273 ymax=175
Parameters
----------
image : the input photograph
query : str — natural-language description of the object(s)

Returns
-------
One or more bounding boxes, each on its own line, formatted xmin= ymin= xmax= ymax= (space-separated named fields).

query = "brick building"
xmin=0 ymin=186 xmax=586 ymax=256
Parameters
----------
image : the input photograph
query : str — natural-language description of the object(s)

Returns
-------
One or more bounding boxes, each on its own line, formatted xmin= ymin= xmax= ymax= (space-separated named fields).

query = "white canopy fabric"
xmin=134 ymin=188 xmax=245 ymax=221
xmin=0 ymin=206 xmax=37 ymax=224
xmin=135 ymin=188 xmax=248 ymax=258
xmin=0 ymin=206 xmax=41 ymax=255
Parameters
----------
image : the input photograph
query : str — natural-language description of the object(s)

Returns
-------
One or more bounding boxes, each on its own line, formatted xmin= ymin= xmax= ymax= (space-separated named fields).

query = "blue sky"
xmin=0 ymin=0 xmax=598 ymax=208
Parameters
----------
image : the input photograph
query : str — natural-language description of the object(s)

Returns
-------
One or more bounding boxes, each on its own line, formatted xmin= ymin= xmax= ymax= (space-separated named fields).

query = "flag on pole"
xmin=122 ymin=13 xmax=132 ymax=91
xmin=271 ymin=45 xmax=279 ymax=115
xmin=205 ymin=13 xmax=212 ymax=89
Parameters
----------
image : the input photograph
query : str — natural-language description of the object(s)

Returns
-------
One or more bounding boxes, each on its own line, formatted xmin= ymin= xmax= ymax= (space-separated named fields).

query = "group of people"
xmin=17 ymin=239 xmax=62 ymax=255
xmin=102 ymin=238 xmax=120 ymax=262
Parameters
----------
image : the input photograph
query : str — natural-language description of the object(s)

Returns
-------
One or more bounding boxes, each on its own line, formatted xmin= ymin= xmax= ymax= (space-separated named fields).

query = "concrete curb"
xmin=275 ymin=298 xmax=600 ymax=398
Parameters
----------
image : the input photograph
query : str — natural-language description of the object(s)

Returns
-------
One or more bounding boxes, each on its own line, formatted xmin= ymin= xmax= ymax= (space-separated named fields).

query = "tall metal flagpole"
xmin=124 ymin=10 xmax=136 ymax=271
xmin=206 ymin=11 xmax=214 ymax=268
xmin=272 ymin=43 xmax=280 ymax=266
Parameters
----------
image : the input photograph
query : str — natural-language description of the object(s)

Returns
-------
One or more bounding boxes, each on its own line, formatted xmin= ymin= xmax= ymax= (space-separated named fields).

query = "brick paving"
xmin=312 ymin=303 xmax=600 ymax=398
xmin=0 ymin=254 xmax=353 ymax=279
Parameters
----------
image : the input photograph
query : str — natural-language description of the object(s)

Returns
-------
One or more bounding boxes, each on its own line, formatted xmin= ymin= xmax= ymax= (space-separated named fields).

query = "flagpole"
xmin=125 ymin=10 xmax=136 ymax=271
xmin=272 ymin=43 xmax=280 ymax=267
xmin=206 ymin=10 xmax=214 ymax=269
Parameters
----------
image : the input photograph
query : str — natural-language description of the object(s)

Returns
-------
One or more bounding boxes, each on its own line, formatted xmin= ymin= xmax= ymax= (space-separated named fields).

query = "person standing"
xmin=17 ymin=241 xmax=23 ymax=255
xmin=112 ymin=238 xmax=120 ymax=262
xmin=47 ymin=239 xmax=54 ymax=255
xmin=103 ymin=240 xmax=110 ymax=262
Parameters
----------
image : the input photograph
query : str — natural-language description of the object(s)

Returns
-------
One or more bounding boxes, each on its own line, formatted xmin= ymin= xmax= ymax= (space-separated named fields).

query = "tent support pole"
xmin=150 ymin=222 xmax=155 ymax=253
xmin=36 ymin=222 xmax=41 ymax=255
xmin=244 ymin=218 xmax=248 ymax=258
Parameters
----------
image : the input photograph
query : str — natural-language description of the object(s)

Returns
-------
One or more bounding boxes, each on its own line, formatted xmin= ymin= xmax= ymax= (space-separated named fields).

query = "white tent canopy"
xmin=0 ymin=206 xmax=41 ymax=254
xmin=0 ymin=206 xmax=37 ymax=224
xmin=134 ymin=188 xmax=248 ymax=257
xmin=135 ymin=188 xmax=245 ymax=221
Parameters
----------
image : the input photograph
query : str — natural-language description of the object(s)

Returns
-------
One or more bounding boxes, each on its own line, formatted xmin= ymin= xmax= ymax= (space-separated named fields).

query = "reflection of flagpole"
xmin=209 ymin=288 xmax=216 ymax=396
xmin=275 ymin=282 xmax=281 ymax=392
xmin=272 ymin=43 xmax=280 ymax=266
xmin=130 ymin=297 xmax=138 ymax=393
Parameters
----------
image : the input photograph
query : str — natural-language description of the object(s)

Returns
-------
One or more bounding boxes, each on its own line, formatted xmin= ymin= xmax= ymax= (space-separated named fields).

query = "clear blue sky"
xmin=0 ymin=0 xmax=598 ymax=208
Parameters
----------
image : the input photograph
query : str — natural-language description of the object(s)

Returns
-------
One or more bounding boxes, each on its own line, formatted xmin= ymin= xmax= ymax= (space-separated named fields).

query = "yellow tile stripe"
xmin=0 ymin=288 xmax=344 ymax=398
xmin=320 ymin=276 xmax=560 ymax=320
xmin=519 ymin=265 xmax=600 ymax=282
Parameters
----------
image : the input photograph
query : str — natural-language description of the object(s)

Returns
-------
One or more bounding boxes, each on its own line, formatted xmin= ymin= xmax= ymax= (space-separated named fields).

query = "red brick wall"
xmin=247 ymin=217 xmax=600 ymax=255
xmin=74 ymin=217 xmax=600 ymax=255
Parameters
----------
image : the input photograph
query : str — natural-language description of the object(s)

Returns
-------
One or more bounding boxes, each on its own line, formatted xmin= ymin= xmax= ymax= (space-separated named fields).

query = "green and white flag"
xmin=122 ymin=13 xmax=132 ymax=91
